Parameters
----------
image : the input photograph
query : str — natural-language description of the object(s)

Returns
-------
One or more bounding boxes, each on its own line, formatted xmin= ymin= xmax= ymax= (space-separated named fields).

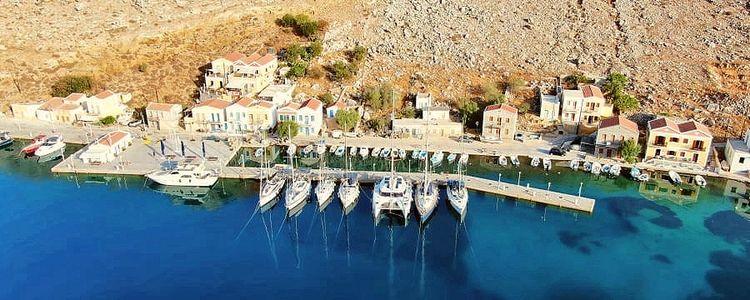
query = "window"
xmin=670 ymin=137 xmax=679 ymax=143
xmin=740 ymin=157 xmax=746 ymax=164
xmin=602 ymin=134 xmax=607 ymax=141
xmin=489 ymin=116 xmax=494 ymax=122
xmin=680 ymin=152 xmax=685 ymax=157
xmin=683 ymin=138 xmax=688 ymax=143
xmin=667 ymin=151 xmax=676 ymax=156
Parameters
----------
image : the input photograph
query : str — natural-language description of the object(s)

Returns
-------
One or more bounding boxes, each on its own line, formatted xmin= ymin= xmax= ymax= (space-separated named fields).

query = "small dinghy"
xmin=20 ymin=134 xmax=46 ymax=156
xmin=510 ymin=156 xmax=520 ymax=166
xmin=542 ymin=158 xmax=551 ymax=171
xmin=254 ymin=148 xmax=264 ymax=158
xmin=447 ymin=153 xmax=457 ymax=163
xmin=498 ymin=155 xmax=508 ymax=166
xmin=569 ymin=160 xmax=580 ymax=171
xmin=630 ymin=166 xmax=641 ymax=180
xmin=349 ymin=146 xmax=358 ymax=157
xmin=668 ymin=170 xmax=682 ymax=184
xmin=583 ymin=161 xmax=593 ymax=172
xmin=430 ymin=151 xmax=444 ymax=166
xmin=398 ymin=149 xmax=407 ymax=160
xmin=390 ymin=148 xmax=399 ymax=159
xmin=371 ymin=147 xmax=382 ymax=157
xmin=302 ymin=144 xmax=314 ymax=155
xmin=335 ymin=145 xmax=346 ymax=157
xmin=459 ymin=153 xmax=469 ymax=165
xmin=418 ymin=150 xmax=428 ymax=161
xmin=638 ymin=173 xmax=650 ymax=182
xmin=609 ymin=164 xmax=622 ymax=176
xmin=0 ymin=132 xmax=12 ymax=148
xmin=602 ymin=164 xmax=611 ymax=174
xmin=695 ymin=175 xmax=707 ymax=188
xmin=591 ymin=162 xmax=602 ymax=175
xmin=359 ymin=147 xmax=369 ymax=158
xmin=316 ymin=143 xmax=326 ymax=155
xmin=530 ymin=157 xmax=540 ymax=167
xmin=328 ymin=145 xmax=336 ymax=153
xmin=380 ymin=148 xmax=391 ymax=158
xmin=412 ymin=149 xmax=422 ymax=160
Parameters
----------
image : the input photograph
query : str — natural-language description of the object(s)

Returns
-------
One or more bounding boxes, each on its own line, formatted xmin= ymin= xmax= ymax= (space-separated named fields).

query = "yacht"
xmin=284 ymin=139 xmax=311 ymax=214
xmin=254 ymin=147 xmax=264 ymax=158
xmin=315 ymin=143 xmax=327 ymax=155
xmin=583 ymin=161 xmax=593 ymax=172
xmin=315 ymin=147 xmax=335 ymax=211
xmin=146 ymin=159 xmax=219 ymax=187
xmin=510 ymin=155 xmax=520 ymax=166
xmin=302 ymin=144 xmax=314 ymax=155
xmin=34 ymin=135 xmax=65 ymax=158
xmin=447 ymin=178 xmax=468 ymax=221
xmin=398 ymin=149 xmax=407 ymax=160
xmin=339 ymin=135 xmax=359 ymax=214
xmin=373 ymin=96 xmax=413 ymax=224
xmin=20 ymin=134 xmax=46 ymax=156
xmin=411 ymin=149 xmax=422 ymax=160
xmin=498 ymin=155 xmax=507 ymax=166
xmin=543 ymin=158 xmax=552 ymax=171
xmin=602 ymin=164 xmax=611 ymax=174
xmin=446 ymin=153 xmax=457 ymax=164
xmin=0 ymin=131 xmax=14 ymax=148
xmin=530 ymin=157 xmax=540 ymax=167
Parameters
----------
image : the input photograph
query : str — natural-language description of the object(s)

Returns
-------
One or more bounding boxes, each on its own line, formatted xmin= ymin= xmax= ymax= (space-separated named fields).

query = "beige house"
xmin=83 ymin=90 xmax=131 ymax=121
xmin=205 ymin=51 xmax=278 ymax=98
xmin=204 ymin=51 xmax=245 ymax=90
xmin=725 ymin=129 xmax=750 ymax=174
xmin=185 ymin=99 xmax=232 ymax=132
xmin=415 ymin=93 xmax=433 ymax=110
xmin=248 ymin=100 xmax=277 ymax=132
xmin=594 ymin=116 xmax=639 ymax=158
xmin=36 ymin=98 xmax=65 ymax=122
xmin=78 ymin=131 xmax=133 ymax=164
xmin=560 ymin=85 xmax=613 ymax=133
xmin=393 ymin=118 xmax=462 ymax=138
xmin=54 ymin=103 xmax=84 ymax=124
xmin=258 ymin=84 xmax=294 ymax=106
xmin=11 ymin=103 xmax=41 ymax=120
xmin=422 ymin=106 xmax=451 ymax=121
xmin=146 ymin=103 xmax=183 ymax=131
xmin=481 ymin=104 xmax=518 ymax=141
xmin=646 ymin=117 xmax=713 ymax=167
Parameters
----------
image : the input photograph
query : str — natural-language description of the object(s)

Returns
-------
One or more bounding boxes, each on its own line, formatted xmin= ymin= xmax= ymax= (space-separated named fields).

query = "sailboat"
xmin=284 ymin=132 xmax=311 ymax=215
xmin=259 ymin=138 xmax=284 ymax=210
xmin=415 ymin=110 xmax=438 ymax=224
xmin=339 ymin=131 xmax=359 ymax=214
xmin=373 ymin=92 xmax=413 ymax=224
xmin=591 ymin=162 xmax=602 ymax=175
xmin=315 ymin=141 xmax=335 ymax=211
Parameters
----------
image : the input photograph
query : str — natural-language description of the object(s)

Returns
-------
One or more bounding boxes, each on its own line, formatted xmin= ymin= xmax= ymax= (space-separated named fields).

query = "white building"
xmin=186 ymin=99 xmax=231 ymax=132
xmin=422 ymin=106 xmax=451 ymax=121
xmin=146 ymin=103 xmax=183 ymax=131
xmin=297 ymin=99 xmax=324 ymax=136
xmin=225 ymin=97 xmax=253 ymax=134
xmin=725 ymin=130 xmax=750 ymax=174
xmin=415 ymin=93 xmax=432 ymax=110
xmin=78 ymin=131 xmax=133 ymax=164
xmin=560 ymin=85 xmax=613 ymax=133
xmin=393 ymin=118 xmax=462 ymax=138
xmin=539 ymin=92 xmax=560 ymax=122
xmin=326 ymin=100 xmax=346 ymax=118
xmin=258 ymin=84 xmax=295 ymax=106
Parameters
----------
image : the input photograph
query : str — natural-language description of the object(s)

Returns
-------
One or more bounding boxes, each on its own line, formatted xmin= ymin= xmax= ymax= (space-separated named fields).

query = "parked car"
xmin=127 ymin=120 xmax=143 ymax=127
xmin=458 ymin=135 xmax=474 ymax=143
xmin=514 ymin=133 xmax=525 ymax=142
xmin=549 ymin=146 xmax=568 ymax=156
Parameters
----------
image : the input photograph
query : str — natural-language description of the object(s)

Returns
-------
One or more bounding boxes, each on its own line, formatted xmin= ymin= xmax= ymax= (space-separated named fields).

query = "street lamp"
xmin=547 ymin=181 xmax=551 ymax=199
xmin=577 ymin=182 xmax=583 ymax=205
xmin=498 ymin=173 xmax=502 ymax=189
xmin=517 ymin=171 xmax=521 ymax=186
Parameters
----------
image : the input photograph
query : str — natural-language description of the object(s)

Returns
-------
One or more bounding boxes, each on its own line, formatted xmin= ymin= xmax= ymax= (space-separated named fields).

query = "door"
xmin=606 ymin=149 xmax=612 ymax=157
xmin=692 ymin=153 xmax=699 ymax=162
xmin=655 ymin=149 xmax=661 ymax=156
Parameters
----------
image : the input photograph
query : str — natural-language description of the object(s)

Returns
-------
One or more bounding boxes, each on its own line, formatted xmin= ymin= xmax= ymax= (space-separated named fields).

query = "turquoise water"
xmin=1 ymin=142 xmax=750 ymax=299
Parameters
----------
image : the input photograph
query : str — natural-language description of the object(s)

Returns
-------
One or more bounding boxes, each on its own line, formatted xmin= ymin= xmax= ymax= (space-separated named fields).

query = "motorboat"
xmin=286 ymin=144 xmax=297 ymax=156
xmin=630 ymin=166 xmax=641 ymax=180
xmin=338 ymin=176 xmax=360 ymax=214
xmin=695 ymin=175 xmax=707 ymax=188
xmin=412 ymin=149 xmax=422 ymax=160
xmin=380 ymin=148 xmax=391 ymax=158
xmin=335 ymin=145 xmax=346 ymax=157
xmin=254 ymin=147 xmax=264 ymax=157
xmin=316 ymin=143 xmax=327 ymax=155
xmin=510 ymin=156 xmax=520 ymax=166
xmin=610 ymin=164 xmax=622 ymax=176
xmin=430 ymin=151 xmax=444 ymax=166
xmin=542 ymin=158 xmax=552 ymax=171
xmin=414 ymin=179 xmax=438 ymax=224
xmin=315 ymin=177 xmax=336 ymax=210
xmin=359 ymin=147 xmax=369 ymax=158
xmin=498 ymin=155 xmax=507 ymax=166
xmin=349 ymin=146 xmax=358 ymax=157
xmin=398 ymin=149 xmax=407 ymax=160
xmin=591 ymin=162 xmax=602 ymax=175
xmin=34 ymin=135 xmax=66 ymax=160
xmin=446 ymin=153 xmax=457 ymax=164
xmin=371 ymin=147 xmax=382 ymax=157
xmin=390 ymin=147 xmax=399 ymax=159
xmin=569 ymin=160 xmax=579 ymax=171
xmin=259 ymin=174 xmax=285 ymax=209
xmin=418 ymin=150 xmax=428 ymax=161
xmin=146 ymin=159 xmax=219 ymax=187
xmin=583 ymin=161 xmax=593 ymax=172
xmin=20 ymin=134 xmax=46 ymax=156
xmin=530 ymin=157 xmax=540 ymax=167
xmin=0 ymin=131 xmax=12 ymax=148
xmin=602 ymin=164 xmax=611 ymax=174
xmin=447 ymin=179 xmax=468 ymax=221
xmin=302 ymin=144 xmax=314 ymax=155
xmin=668 ymin=170 xmax=682 ymax=184
xmin=459 ymin=153 xmax=469 ymax=165
xmin=638 ymin=173 xmax=650 ymax=182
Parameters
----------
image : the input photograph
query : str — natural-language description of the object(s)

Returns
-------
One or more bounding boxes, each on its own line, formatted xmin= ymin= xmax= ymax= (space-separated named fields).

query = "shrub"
xmin=319 ymin=93 xmax=334 ymax=105
xmin=285 ymin=61 xmax=308 ymax=79
xmin=284 ymin=44 xmax=307 ymax=62
xmin=307 ymin=41 xmax=323 ymax=58
xmin=276 ymin=120 xmax=300 ymax=138
xmin=518 ymin=102 xmax=531 ymax=114
xmin=50 ymin=75 xmax=93 ymax=97
xmin=399 ymin=105 xmax=416 ymax=118
xmin=335 ymin=109 xmax=360 ymax=132
xmin=613 ymin=92 xmax=640 ymax=112
xmin=620 ymin=139 xmax=642 ymax=164
xmin=364 ymin=86 xmax=382 ymax=110
xmin=100 ymin=116 xmax=117 ymax=126
xmin=351 ymin=45 xmax=367 ymax=64
xmin=506 ymin=76 xmax=525 ymax=92
xmin=137 ymin=63 xmax=148 ymax=72
xmin=482 ymin=82 xmax=504 ymax=104
xmin=277 ymin=14 xmax=297 ymax=27
xmin=275 ymin=13 xmax=324 ymax=39
xmin=297 ymin=20 xmax=319 ymax=39
xmin=328 ymin=60 xmax=357 ymax=81
xmin=307 ymin=65 xmax=325 ymax=79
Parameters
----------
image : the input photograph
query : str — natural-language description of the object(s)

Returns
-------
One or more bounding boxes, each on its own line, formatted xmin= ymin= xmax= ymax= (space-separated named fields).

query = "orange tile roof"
xmin=599 ymin=116 xmax=638 ymax=132
xmin=581 ymin=85 xmax=604 ymax=98
xmin=328 ymin=100 xmax=346 ymax=109
xmin=195 ymin=98 xmax=231 ymax=110
xmin=94 ymin=90 xmax=114 ymax=99
xmin=223 ymin=51 xmax=246 ymax=62
xmin=239 ymin=52 xmax=262 ymax=64
xmin=649 ymin=117 xmax=711 ymax=136
xmin=234 ymin=97 xmax=254 ymax=107
xmin=97 ymin=131 xmax=129 ymax=146
xmin=39 ymin=97 xmax=64 ymax=111
xmin=648 ymin=117 xmax=679 ymax=132
xmin=251 ymin=100 xmax=275 ymax=109
xmin=278 ymin=102 xmax=301 ymax=112
xmin=678 ymin=120 xmax=712 ymax=136
xmin=302 ymin=98 xmax=322 ymax=110
xmin=485 ymin=104 xmax=518 ymax=114
xmin=255 ymin=54 xmax=277 ymax=65
xmin=146 ymin=102 xmax=180 ymax=112
xmin=65 ymin=93 xmax=86 ymax=102
xmin=56 ymin=103 xmax=81 ymax=111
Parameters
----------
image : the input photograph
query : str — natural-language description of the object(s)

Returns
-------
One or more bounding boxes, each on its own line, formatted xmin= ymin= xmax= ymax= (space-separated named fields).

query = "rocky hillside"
xmin=0 ymin=0 xmax=748 ymax=135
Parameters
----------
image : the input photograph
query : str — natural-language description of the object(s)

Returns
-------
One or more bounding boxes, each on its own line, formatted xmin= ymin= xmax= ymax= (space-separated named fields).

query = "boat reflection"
xmin=147 ymin=182 xmax=230 ymax=209
xmin=639 ymin=172 xmax=700 ymax=205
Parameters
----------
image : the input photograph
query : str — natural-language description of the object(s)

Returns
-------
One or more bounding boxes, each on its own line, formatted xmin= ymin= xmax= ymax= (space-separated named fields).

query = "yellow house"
xmin=248 ymin=100 xmax=277 ymax=132
xmin=11 ymin=103 xmax=42 ymax=120
xmin=205 ymin=51 xmax=246 ymax=90
xmin=226 ymin=53 xmax=278 ymax=97
xmin=645 ymin=117 xmax=713 ymax=167
xmin=83 ymin=90 xmax=131 ymax=121
xmin=53 ymin=103 xmax=84 ymax=124
xmin=185 ymin=99 xmax=231 ymax=132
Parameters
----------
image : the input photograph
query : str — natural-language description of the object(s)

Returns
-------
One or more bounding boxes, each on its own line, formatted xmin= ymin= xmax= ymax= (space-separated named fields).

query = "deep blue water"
xmin=1 ymin=143 xmax=750 ymax=299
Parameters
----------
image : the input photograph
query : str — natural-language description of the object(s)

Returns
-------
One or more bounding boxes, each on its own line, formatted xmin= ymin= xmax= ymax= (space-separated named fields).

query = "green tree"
xmin=284 ymin=44 xmax=307 ymax=62
xmin=297 ymin=21 xmax=319 ymax=39
xmin=613 ymin=92 xmax=640 ymax=113
xmin=307 ymin=41 xmax=323 ymax=58
xmin=518 ymin=102 xmax=531 ymax=114
xmin=399 ymin=105 xmax=416 ymax=118
xmin=620 ymin=139 xmax=642 ymax=164
xmin=603 ymin=72 xmax=630 ymax=95
xmin=506 ymin=76 xmax=525 ymax=92
xmin=335 ymin=109 xmax=360 ymax=132
xmin=459 ymin=100 xmax=479 ymax=126
xmin=380 ymin=83 xmax=397 ymax=110
xmin=277 ymin=14 xmax=297 ymax=27
xmin=318 ymin=93 xmax=334 ymax=106
xmin=482 ymin=83 xmax=502 ymax=103
xmin=285 ymin=61 xmax=308 ymax=79
xmin=276 ymin=120 xmax=300 ymax=138
xmin=328 ymin=61 xmax=356 ymax=81
xmin=563 ymin=72 xmax=592 ymax=89
xmin=100 ymin=116 xmax=117 ymax=125
xmin=351 ymin=45 xmax=367 ymax=64
xmin=364 ymin=86 xmax=382 ymax=110
xmin=51 ymin=75 xmax=93 ymax=97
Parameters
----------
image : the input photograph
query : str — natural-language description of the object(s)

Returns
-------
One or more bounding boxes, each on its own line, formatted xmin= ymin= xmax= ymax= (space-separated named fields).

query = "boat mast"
xmin=288 ymin=122 xmax=294 ymax=182
xmin=390 ymin=90 xmax=395 ymax=179
xmin=424 ymin=105 xmax=430 ymax=187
